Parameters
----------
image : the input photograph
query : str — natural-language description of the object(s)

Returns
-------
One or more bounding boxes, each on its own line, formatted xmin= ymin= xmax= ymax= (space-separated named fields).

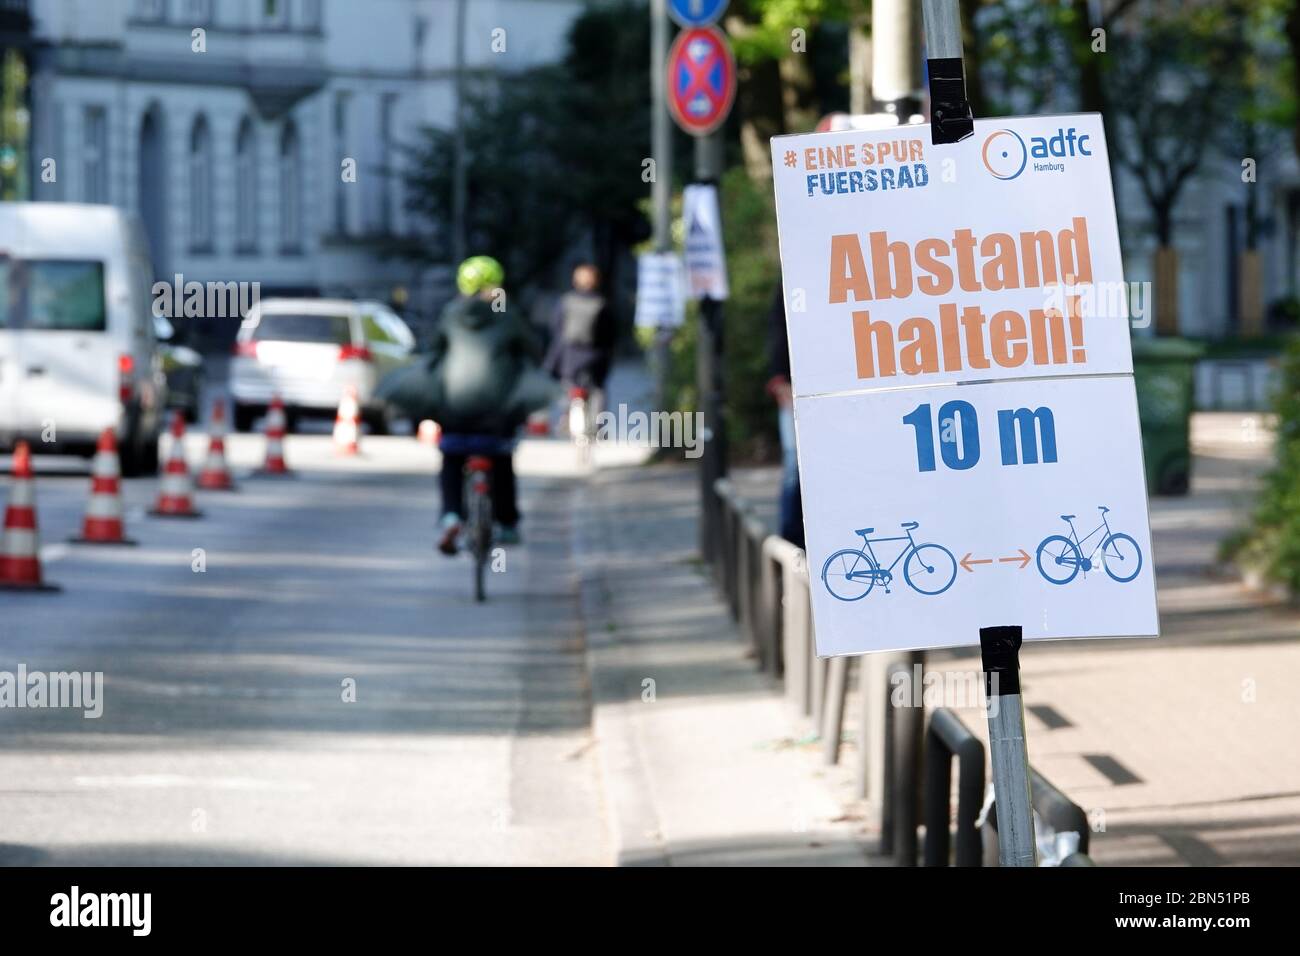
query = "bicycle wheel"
xmin=465 ymin=479 xmax=492 ymax=602
xmin=904 ymin=544 xmax=958 ymax=595
xmin=821 ymin=549 xmax=875 ymax=601
xmin=1036 ymin=534 xmax=1082 ymax=585
xmin=1102 ymin=532 xmax=1142 ymax=583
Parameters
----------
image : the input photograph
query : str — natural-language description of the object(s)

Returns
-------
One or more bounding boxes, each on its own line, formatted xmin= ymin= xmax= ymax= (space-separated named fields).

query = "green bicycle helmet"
xmin=456 ymin=255 xmax=505 ymax=296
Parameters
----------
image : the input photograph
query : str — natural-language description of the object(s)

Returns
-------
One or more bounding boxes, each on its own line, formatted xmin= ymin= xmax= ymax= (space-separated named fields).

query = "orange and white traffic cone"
xmin=70 ymin=428 xmax=137 ymax=546
xmin=417 ymin=419 xmax=440 ymax=447
xmin=334 ymin=385 xmax=361 ymax=456
xmin=197 ymin=398 xmax=236 ymax=491
xmin=258 ymin=394 xmax=291 ymax=476
xmin=0 ymin=442 xmax=59 ymax=591
xmin=150 ymin=411 xmax=203 ymax=518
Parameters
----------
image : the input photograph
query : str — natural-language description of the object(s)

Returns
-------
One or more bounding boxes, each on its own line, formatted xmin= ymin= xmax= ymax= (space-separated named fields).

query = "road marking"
xmin=39 ymin=543 xmax=69 ymax=564
xmin=73 ymin=774 xmax=312 ymax=793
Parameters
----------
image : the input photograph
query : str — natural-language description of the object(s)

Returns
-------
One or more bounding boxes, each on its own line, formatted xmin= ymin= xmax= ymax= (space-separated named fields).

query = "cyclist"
xmin=429 ymin=256 xmax=541 ymax=555
xmin=543 ymin=263 xmax=615 ymax=419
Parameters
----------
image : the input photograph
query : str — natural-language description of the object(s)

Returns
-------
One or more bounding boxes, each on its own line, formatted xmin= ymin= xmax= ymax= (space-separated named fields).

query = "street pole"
xmin=871 ymin=0 xmax=922 ymax=118
xmin=980 ymin=626 xmax=1038 ymax=866
xmin=451 ymin=0 xmax=468 ymax=266
xmin=651 ymin=0 xmax=672 ymax=253
xmin=650 ymin=0 xmax=673 ymax=410
xmin=695 ymin=132 xmax=726 ymax=563
xmin=921 ymin=0 xmax=974 ymax=144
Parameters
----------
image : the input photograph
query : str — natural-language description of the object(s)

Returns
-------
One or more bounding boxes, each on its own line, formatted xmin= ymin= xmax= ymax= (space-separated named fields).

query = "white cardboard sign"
xmin=769 ymin=114 xmax=1158 ymax=656
xmin=634 ymin=253 xmax=686 ymax=329
xmin=682 ymin=184 xmax=729 ymax=301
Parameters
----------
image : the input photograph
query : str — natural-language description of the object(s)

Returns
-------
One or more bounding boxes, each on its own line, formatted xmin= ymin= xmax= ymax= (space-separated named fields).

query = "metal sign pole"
xmin=920 ymin=0 xmax=973 ymax=145
xmin=695 ymin=133 xmax=727 ymax=563
xmin=921 ymin=0 xmax=1034 ymax=867
xmin=980 ymin=625 xmax=1038 ymax=867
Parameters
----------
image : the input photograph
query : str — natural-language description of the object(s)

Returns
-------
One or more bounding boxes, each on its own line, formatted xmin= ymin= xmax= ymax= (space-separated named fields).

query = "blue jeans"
xmin=777 ymin=405 xmax=804 ymax=548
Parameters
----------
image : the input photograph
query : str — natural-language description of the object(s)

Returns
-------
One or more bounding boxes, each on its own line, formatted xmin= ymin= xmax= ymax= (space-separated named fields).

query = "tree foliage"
xmin=403 ymin=1 xmax=651 ymax=293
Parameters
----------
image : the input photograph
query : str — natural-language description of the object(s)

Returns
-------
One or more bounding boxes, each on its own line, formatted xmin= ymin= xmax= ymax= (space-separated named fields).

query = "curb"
xmin=571 ymin=472 xmax=670 ymax=867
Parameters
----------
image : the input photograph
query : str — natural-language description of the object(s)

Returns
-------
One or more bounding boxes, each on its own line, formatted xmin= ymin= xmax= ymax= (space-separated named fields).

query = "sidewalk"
xmin=573 ymin=460 xmax=871 ymax=866
xmin=728 ymin=412 xmax=1300 ymax=866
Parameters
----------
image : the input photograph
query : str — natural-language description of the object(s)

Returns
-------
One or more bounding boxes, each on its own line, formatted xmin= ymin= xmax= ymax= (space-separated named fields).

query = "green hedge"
xmin=1230 ymin=335 xmax=1300 ymax=592
xmin=663 ymin=167 xmax=782 ymax=462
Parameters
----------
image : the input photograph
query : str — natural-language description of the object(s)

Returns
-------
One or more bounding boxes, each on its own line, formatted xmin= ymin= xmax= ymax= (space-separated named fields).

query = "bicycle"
xmin=1035 ymin=506 xmax=1142 ymax=585
xmin=463 ymin=455 xmax=494 ymax=602
xmin=821 ymin=522 xmax=957 ymax=602
xmin=439 ymin=433 xmax=515 ymax=602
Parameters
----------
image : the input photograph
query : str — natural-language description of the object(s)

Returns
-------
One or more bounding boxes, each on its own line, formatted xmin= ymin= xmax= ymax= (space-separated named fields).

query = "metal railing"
xmin=923 ymin=708 xmax=985 ymax=866
xmin=704 ymin=476 xmax=1097 ymax=867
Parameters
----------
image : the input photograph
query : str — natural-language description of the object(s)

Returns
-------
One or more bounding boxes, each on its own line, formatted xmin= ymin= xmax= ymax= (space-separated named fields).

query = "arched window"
xmin=188 ymin=115 xmax=213 ymax=252
xmin=235 ymin=117 xmax=258 ymax=252
xmin=279 ymin=120 xmax=301 ymax=252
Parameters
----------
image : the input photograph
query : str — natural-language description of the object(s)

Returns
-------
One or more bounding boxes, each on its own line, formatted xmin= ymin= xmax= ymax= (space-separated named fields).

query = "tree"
xmin=403 ymin=2 xmax=651 ymax=297
xmin=1102 ymin=2 xmax=1252 ymax=335
xmin=726 ymin=0 xmax=859 ymax=181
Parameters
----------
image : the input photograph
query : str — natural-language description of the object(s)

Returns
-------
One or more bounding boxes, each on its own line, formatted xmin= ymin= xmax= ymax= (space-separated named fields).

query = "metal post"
xmin=821 ymin=655 xmax=849 ymax=765
xmin=696 ymin=133 xmax=726 ymax=563
xmin=884 ymin=658 xmax=922 ymax=865
xmin=871 ymin=0 xmax=921 ymax=118
xmin=980 ymin=625 xmax=1037 ymax=867
xmin=920 ymin=0 xmax=973 ymax=144
xmin=650 ymin=0 xmax=672 ymax=254
xmin=650 ymin=0 xmax=673 ymax=410
xmin=451 ymin=0 xmax=468 ymax=264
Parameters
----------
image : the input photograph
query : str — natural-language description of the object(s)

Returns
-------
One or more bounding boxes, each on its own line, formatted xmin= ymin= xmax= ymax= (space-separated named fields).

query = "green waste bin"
xmin=1130 ymin=336 xmax=1204 ymax=496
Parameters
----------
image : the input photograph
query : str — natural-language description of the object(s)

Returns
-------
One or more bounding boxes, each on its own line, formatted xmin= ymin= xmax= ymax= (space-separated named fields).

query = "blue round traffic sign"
xmin=668 ymin=0 xmax=729 ymax=28
xmin=666 ymin=26 xmax=736 ymax=137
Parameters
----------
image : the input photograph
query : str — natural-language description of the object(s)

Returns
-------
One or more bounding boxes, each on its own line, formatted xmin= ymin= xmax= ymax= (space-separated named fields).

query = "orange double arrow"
xmin=960 ymin=549 xmax=1031 ymax=573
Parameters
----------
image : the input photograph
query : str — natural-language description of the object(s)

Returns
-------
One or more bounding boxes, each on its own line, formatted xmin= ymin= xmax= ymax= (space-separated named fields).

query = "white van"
xmin=0 ymin=203 xmax=165 ymax=474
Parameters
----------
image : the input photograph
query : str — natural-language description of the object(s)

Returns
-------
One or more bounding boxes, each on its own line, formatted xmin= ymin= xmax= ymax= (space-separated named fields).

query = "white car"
xmin=229 ymin=298 xmax=416 ymax=433
xmin=0 ymin=203 xmax=166 ymax=475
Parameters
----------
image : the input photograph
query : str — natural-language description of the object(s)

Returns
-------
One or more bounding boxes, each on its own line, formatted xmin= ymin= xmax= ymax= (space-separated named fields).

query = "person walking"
xmin=543 ymin=263 xmax=615 ymax=417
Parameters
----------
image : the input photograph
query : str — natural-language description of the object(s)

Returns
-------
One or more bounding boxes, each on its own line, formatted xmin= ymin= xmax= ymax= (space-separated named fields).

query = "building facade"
xmin=24 ymin=0 xmax=586 ymax=339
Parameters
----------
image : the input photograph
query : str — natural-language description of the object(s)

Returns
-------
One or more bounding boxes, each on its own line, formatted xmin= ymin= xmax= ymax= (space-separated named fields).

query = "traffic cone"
xmin=417 ymin=419 xmax=440 ymax=447
xmin=0 ymin=442 xmax=59 ymax=591
xmin=70 ymin=428 xmax=138 ymax=546
xmin=334 ymin=385 xmax=361 ymax=456
xmin=257 ymin=394 xmax=292 ymax=476
xmin=197 ymin=398 xmax=236 ymax=491
xmin=150 ymin=412 xmax=203 ymax=518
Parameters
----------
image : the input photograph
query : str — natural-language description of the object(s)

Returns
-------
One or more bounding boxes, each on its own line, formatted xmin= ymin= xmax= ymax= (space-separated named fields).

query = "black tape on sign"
xmin=927 ymin=56 xmax=974 ymax=145
xmin=979 ymin=625 xmax=1022 ymax=698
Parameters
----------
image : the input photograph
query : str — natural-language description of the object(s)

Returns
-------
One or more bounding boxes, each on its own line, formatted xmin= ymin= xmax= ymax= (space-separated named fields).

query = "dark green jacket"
xmin=425 ymin=296 xmax=545 ymax=434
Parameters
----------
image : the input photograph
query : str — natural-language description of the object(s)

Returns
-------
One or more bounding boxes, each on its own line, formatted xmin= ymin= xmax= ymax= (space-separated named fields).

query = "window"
xmin=333 ymin=91 xmax=350 ymax=234
xmin=235 ymin=118 xmax=258 ymax=252
xmin=279 ymin=120 xmax=301 ymax=252
xmin=379 ymin=93 xmax=398 ymax=234
xmin=135 ymin=0 xmax=165 ymax=21
xmin=379 ymin=310 xmax=415 ymax=350
xmin=263 ymin=0 xmax=287 ymax=28
xmin=303 ymin=0 xmax=322 ymax=30
xmin=188 ymin=115 xmax=213 ymax=251
xmin=0 ymin=260 xmax=108 ymax=332
xmin=252 ymin=313 xmax=352 ymax=345
xmin=82 ymin=106 xmax=108 ymax=203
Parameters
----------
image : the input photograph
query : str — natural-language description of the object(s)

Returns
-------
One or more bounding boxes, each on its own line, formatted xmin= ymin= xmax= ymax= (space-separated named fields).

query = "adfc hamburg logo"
xmin=982 ymin=129 xmax=1027 ymax=180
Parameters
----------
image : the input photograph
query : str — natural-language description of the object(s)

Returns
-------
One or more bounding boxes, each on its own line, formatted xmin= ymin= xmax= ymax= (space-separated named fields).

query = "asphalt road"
xmin=0 ymin=430 xmax=610 ymax=865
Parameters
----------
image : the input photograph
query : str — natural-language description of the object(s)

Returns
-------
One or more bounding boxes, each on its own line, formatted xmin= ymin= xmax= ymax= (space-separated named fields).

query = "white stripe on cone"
xmin=262 ymin=398 xmax=290 ymax=473
xmin=334 ymin=388 xmax=361 ymax=456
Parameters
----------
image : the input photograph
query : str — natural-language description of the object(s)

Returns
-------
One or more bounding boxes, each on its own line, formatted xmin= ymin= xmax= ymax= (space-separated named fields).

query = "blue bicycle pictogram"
xmin=821 ymin=522 xmax=958 ymax=601
xmin=1035 ymin=506 xmax=1142 ymax=585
